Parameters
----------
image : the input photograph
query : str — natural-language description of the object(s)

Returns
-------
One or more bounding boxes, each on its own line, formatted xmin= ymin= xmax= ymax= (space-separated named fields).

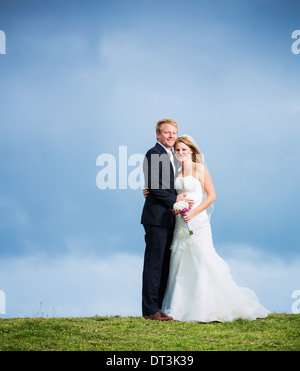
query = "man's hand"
xmin=176 ymin=194 xmax=186 ymax=202
xmin=143 ymin=186 xmax=150 ymax=198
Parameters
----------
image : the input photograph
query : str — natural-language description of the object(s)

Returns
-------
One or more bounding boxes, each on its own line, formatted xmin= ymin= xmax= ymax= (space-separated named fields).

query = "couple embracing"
xmin=141 ymin=118 xmax=269 ymax=322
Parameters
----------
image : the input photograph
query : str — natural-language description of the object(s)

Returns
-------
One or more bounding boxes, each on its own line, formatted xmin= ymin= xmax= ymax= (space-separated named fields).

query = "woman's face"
xmin=174 ymin=142 xmax=193 ymax=163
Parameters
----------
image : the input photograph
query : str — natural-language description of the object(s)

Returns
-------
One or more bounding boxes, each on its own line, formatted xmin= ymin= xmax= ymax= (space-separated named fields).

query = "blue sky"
xmin=0 ymin=0 xmax=299 ymax=317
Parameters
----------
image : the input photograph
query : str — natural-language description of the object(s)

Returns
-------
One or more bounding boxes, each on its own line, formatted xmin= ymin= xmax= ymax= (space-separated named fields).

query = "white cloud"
xmin=0 ymin=252 xmax=143 ymax=318
xmin=0 ymin=245 xmax=299 ymax=318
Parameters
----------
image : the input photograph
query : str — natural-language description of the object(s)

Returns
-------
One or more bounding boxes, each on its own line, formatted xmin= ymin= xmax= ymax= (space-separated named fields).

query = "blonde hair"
xmin=175 ymin=136 xmax=203 ymax=164
xmin=156 ymin=118 xmax=178 ymax=133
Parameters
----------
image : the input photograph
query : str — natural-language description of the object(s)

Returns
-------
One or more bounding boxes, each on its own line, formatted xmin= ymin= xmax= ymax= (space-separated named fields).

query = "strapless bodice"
xmin=175 ymin=176 xmax=204 ymax=209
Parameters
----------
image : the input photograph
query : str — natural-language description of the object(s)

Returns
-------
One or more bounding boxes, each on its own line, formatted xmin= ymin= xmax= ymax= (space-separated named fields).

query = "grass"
xmin=0 ymin=313 xmax=299 ymax=351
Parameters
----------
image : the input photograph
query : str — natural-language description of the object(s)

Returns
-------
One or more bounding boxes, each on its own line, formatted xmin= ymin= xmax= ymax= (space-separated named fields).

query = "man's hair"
xmin=156 ymin=118 xmax=178 ymax=133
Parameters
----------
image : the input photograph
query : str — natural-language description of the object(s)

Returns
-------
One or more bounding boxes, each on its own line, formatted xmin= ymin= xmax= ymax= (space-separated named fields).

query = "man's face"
xmin=156 ymin=123 xmax=178 ymax=150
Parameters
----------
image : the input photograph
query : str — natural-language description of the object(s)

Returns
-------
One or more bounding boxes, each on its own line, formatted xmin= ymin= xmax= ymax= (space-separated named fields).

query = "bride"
xmin=162 ymin=135 xmax=270 ymax=322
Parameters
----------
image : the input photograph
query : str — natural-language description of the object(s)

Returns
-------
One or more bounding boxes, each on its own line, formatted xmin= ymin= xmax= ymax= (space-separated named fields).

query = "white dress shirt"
xmin=157 ymin=141 xmax=176 ymax=175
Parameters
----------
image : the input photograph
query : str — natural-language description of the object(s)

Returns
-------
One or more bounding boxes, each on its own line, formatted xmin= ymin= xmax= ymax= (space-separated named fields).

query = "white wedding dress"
xmin=162 ymin=176 xmax=270 ymax=322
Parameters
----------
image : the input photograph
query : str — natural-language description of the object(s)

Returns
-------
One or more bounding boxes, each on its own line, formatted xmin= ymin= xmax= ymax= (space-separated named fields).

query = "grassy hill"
xmin=0 ymin=313 xmax=299 ymax=351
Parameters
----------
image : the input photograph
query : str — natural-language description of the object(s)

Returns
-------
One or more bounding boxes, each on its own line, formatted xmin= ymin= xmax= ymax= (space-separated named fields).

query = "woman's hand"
xmin=181 ymin=211 xmax=195 ymax=223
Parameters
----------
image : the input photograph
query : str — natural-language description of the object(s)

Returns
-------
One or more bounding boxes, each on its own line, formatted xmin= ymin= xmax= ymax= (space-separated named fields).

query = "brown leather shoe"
xmin=144 ymin=311 xmax=173 ymax=321
xmin=158 ymin=309 xmax=173 ymax=320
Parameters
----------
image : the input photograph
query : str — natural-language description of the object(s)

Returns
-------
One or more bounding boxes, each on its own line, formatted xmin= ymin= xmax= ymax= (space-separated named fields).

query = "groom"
xmin=141 ymin=118 xmax=186 ymax=321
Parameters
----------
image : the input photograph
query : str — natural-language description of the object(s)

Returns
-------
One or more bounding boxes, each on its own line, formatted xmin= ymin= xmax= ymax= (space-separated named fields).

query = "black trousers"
xmin=142 ymin=224 xmax=174 ymax=317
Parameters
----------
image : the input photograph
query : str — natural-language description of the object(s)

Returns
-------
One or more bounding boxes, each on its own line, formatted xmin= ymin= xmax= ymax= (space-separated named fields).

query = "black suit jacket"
xmin=141 ymin=143 xmax=177 ymax=227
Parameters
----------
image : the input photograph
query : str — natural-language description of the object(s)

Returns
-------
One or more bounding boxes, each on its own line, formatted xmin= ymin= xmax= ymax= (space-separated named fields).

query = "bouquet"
xmin=172 ymin=200 xmax=193 ymax=236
